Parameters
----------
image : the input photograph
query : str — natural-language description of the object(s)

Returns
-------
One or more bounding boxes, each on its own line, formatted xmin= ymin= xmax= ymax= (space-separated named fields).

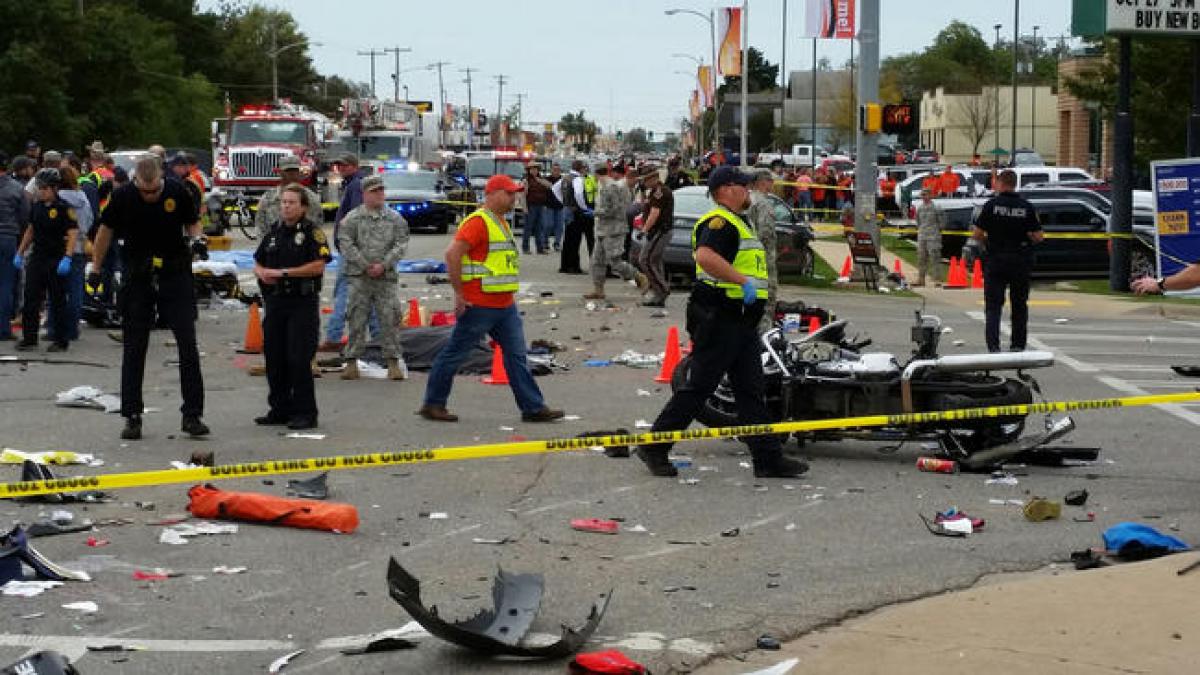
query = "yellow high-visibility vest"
xmin=459 ymin=209 xmax=519 ymax=293
xmin=691 ymin=206 xmax=768 ymax=300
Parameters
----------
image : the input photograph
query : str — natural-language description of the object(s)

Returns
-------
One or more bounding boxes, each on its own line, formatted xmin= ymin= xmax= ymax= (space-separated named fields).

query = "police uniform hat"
xmin=34 ymin=167 xmax=62 ymax=189
xmin=277 ymin=155 xmax=302 ymax=171
xmin=25 ymin=140 xmax=38 ymax=150
xmin=167 ymin=153 xmax=189 ymax=168
xmin=706 ymin=165 xmax=751 ymax=193
xmin=361 ymin=175 xmax=385 ymax=192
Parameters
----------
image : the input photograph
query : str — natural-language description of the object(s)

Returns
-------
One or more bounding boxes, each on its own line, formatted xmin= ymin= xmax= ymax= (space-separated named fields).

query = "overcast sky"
xmin=202 ymin=0 xmax=1074 ymax=134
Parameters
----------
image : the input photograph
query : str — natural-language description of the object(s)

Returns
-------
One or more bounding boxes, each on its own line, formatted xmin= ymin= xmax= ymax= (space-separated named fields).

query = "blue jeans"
xmin=523 ymin=204 xmax=547 ymax=252
xmin=423 ymin=303 xmax=545 ymax=414
xmin=548 ymin=207 xmax=564 ymax=248
xmin=324 ymin=265 xmax=378 ymax=342
xmin=795 ymin=192 xmax=813 ymax=221
xmin=0 ymin=236 xmax=16 ymax=338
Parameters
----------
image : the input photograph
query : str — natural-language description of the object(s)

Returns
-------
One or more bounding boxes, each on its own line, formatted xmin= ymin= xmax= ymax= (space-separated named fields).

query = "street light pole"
xmin=994 ymin=24 xmax=1002 ymax=160
xmin=673 ymin=54 xmax=706 ymax=159
xmin=1010 ymin=0 xmax=1020 ymax=162
xmin=461 ymin=67 xmax=476 ymax=151
xmin=383 ymin=46 xmax=412 ymax=103
xmin=268 ymin=27 xmax=314 ymax=104
xmin=739 ymin=0 xmax=749 ymax=167
xmin=665 ymin=8 xmax=719 ymax=153
xmin=429 ymin=61 xmax=450 ymax=147
xmin=1030 ymin=25 xmax=1039 ymax=152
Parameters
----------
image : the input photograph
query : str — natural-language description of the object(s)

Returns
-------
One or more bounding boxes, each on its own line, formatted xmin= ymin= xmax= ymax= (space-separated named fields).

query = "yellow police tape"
xmin=807 ymin=223 xmax=1137 ymax=241
xmin=3 ymin=391 xmax=1198 ymax=499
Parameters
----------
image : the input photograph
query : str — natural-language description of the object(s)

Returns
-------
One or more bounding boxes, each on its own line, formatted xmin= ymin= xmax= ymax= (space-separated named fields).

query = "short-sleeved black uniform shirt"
xmin=253 ymin=218 xmax=333 ymax=271
xmin=691 ymin=213 xmax=762 ymax=315
xmin=100 ymin=177 xmax=197 ymax=269
xmin=975 ymin=191 xmax=1041 ymax=250
xmin=642 ymin=185 xmax=675 ymax=235
xmin=29 ymin=198 xmax=78 ymax=259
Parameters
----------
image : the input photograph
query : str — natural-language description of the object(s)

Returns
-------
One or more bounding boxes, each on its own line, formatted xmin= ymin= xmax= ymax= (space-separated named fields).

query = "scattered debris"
xmin=919 ymin=514 xmax=967 ymax=538
xmin=935 ymin=507 xmax=985 ymax=532
xmin=53 ymin=385 xmax=121 ymax=413
xmin=634 ymin=420 xmax=652 ymax=429
xmin=186 ymin=485 xmax=359 ymax=533
xmin=1071 ymin=548 xmax=1110 ymax=570
xmin=1023 ymin=497 xmax=1062 ymax=522
xmin=25 ymin=520 xmax=93 ymax=538
xmin=159 ymin=521 xmax=239 ymax=545
xmin=286 ymin=472 xmax=329 ymax=500
xmin=387 ymin=558 xmax=611 ymax=658
xmin=756 ymin=635 xmax=782 ymax=650
xmin=268 ymin=649 xmax=306 ymax=673
xmin=1103 ymin=522 xmax=1189 ymax=560
xmin=571 ymin=519 xmax=619 ymax=535
xmin=627 ymin=525 xmax=649 ymax=534
xmin=285 ymin=432 xmax=327 ymax=440
xmin=1 ymin=580 xmax=63 ymax=597
xmin=132 ymin=570 xmax=177 ymax=581
xmin=84 ymin=536 xmax=109 ymax=548
xmin=1054 ymin=317 xmax=1070 ymax=324
xmin=678 ymin=478 xmax=701 ymax=486
xmin=1 ymin=448 xmax=102 ymax=467
xmin=62 ymin=601 xmax=99 ymax=614
xmin=427 ymin=512 xmax=448 ymax=520
xmin=1065 ymin=489 xmax=1089 ymax=506
xmin=985 ymin=472 xmax=1019 ymax=486
xmin=0 ymin=526 xmax=91 ymax=583
xmin=1176 ymin=557 xmax=1200 ymax=576
xmin=742 ymin=657 xmax=801 ymax=675
xmin=611 ymin=350 xmax=662 ymax=369
xmin=988 ymin=498 xmax=1024 ymax=506
xmin=340 ymin=636 xmax=417 ymax=655
xmin=212 ymin=565 xmax=248 ymax=575
xmin=472 ymin=537 xmax=509 ymax=545
xmin=721 ymin=527 xmax=740 ymax=538
xmin=569 ymin=650 xmax=647 ymax=674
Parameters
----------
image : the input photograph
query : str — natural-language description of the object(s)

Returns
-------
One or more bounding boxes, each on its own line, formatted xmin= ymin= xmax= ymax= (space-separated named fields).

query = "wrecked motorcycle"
xmin=674 ymin=311 xmax=1081 ymax=466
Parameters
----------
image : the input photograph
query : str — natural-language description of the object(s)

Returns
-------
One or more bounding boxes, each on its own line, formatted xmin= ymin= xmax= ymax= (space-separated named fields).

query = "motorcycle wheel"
xmin=929 ymin=378 xmax=1031 ymax=451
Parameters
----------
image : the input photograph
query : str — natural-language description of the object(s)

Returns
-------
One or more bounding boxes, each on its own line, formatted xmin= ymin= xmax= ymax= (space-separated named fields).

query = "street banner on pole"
xmin=698 ymin=65 xmax=715 ymax=108
xmin=690 ymin=89 xmax=701 ymax=120
xmin=718 ymin=7 xmax=744 ymax=76
xmin=804 ymin=0 xmax=856 ymax=39
xmin=1151 ymin=158 xmax=1200 ymax=278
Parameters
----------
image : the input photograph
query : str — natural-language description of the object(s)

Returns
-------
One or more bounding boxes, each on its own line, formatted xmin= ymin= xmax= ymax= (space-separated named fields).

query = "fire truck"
xmin=327 ymin=98 xmax=438 ymax=171
xmin=209 ymin=101 xmax=335 ymax=231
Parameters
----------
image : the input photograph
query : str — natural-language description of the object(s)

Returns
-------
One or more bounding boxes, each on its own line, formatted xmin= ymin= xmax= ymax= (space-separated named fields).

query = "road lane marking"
xmin=1095 ymin=376 xmax=1200 ymax=427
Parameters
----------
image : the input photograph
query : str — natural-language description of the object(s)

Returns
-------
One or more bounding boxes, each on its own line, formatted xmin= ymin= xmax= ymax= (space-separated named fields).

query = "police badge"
xmin=164 ymin=198 xmax=176 ymax=213
xmin=294 ymin=231 xmax=305 ymax=246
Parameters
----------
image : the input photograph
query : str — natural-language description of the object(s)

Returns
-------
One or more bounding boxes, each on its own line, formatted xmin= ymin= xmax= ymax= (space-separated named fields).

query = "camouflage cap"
xmin=362 ymin=175 xmax=385 ymax=192
xmin=277 ymin=155 xmax=301 ymax=171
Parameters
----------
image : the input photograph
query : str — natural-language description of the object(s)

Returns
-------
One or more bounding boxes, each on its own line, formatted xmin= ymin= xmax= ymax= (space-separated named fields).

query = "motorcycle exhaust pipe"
xmin=901 ymin=351 xmax=1055 ymax=413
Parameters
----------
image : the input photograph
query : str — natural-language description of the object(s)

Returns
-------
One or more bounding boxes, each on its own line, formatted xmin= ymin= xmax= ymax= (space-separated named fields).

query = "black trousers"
xmin=646 ymin=298 xmax=782 ymax=460
xmin=21 ymin=255 xmax=67 ymax=345
xmin=263 ymin=294 xmax=319 ymax=419
xmin=559 ymin=210 xmax=594 ymax=273
xmin=119 ymin=271 xmax=204 ymax=418
xmin=983 ymin=249 xmax=1033 ymax=352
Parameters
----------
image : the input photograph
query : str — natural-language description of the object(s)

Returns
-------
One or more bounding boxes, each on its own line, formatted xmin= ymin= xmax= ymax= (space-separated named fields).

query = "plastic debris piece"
xmin=387 ymin=557 xmax=610 ymax=658
xmin=1064 ymin=489 xmax=1089 ymax=506
xmin=427 ymin=512 xmax=448 ymax=520
xmin=285 ymin=472 xmax=329 ymax=500
xmin=1054 ymin=317 xmax=1070 ymax=324
xmin=1 ymin=580 xmax=63 ymax=597
xmin=340 ymin=637 xmax=418 ymax=655
xmin=571 ymin=518 xmax=619 ymax=535
xmin=569 ymin=649 xmax=648 ymax=674
xmin=84 ymin=537 xmax=108 ymax=548
xmin=132 ymin=570 xmax=173 ymax=581
xmin=678 ymin=478 xmax=701 ymax=486
xmin=636 ymin=389 xmax=653 ymax=397
xmin=472 ymin=538 xmax=509 ymax=545
xmin=268 ymin=649 xmax=305 ymax=673
xmin=627 ymin=525 xmax=648 ymax=534
xmin=721 ymin=527 xmax=740 ymax=538
xmin=985 ymin=472 xmax=1019 ymax=486
xmin=564 ymin=415 xmax=582 ymax=421
xmin=741 ymin=657 xmax=801 ymax=675
xmin=62 ymin=601 xmax=98 ymax=614
xmin=285 ymin=432 xmax=326 ymax=440
xmin=784 ymin=523 xmax=796 ymax=531
xmin=53 ymin=386 xmax=122 ymax=413
xmin=634 ymin=420 xmax=652 ymax=429
xmin=212 ymin=565 xmax=248 ymax=575
xmin=756 ymin=635 xmax=782 ymax=650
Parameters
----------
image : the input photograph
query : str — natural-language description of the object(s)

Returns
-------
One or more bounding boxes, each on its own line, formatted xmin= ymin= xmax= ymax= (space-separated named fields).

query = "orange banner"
xmin=689 ymin=89 xmax=701 ymax=120
xmin=717 ymin=7 xmax=743 ymax=77
xmin=698 ymin=65 xmax=714 ymax=108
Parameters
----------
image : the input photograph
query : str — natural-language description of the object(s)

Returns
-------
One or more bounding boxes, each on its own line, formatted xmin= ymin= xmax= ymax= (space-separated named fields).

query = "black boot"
xmin=753 ymin=454 xmax=809 ymax=478
xmin=181 ymin=416 xmax=210 ymax=437
xmin=121 ymin=415 xmax=142 ymax=440
xmin=635 ymin=446 xmax=678 ymax=477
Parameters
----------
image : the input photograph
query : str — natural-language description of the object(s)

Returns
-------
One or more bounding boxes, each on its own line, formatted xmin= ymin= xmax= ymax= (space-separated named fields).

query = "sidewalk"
xmin=807 ymin=238 xmax=1200 ymax=321
xmin=697 ymin=552 xmax=1200 ymax=674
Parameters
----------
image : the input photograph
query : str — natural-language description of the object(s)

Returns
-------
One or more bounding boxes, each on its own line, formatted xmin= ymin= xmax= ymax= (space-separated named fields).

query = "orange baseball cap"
xmin=484 ymin=174 xmax=524 ymax=194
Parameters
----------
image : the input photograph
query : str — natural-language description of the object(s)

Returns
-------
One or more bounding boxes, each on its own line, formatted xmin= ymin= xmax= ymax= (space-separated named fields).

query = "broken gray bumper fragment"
xmin=386 ymin=557 xmax=611 ymax=658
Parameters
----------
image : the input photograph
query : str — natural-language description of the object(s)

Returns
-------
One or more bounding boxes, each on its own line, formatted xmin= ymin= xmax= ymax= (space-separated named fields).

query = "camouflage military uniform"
xmin=336 ymin=204 xmax=410 ymax=359
xmin=589 ymin=178 xmax=640 ymax=288
xmin=748 ymin=191 xmax=778 ymax=333
xmin=255 ymin=185 xmax=322 ymax=239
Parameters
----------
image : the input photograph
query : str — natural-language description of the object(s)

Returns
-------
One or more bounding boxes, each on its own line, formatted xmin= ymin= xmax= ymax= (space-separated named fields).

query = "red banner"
xmin=804 ymin=0 xmax=855 ymax=39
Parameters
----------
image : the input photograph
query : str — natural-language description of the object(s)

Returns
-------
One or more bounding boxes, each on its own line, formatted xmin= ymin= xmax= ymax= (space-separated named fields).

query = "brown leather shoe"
xmin=417 ymin=405 xmax=458 ymax=422
xmin=317 ymin=340 xmax=343 ymax=353
xmin=521 ymin=407 xmax=565 ymax=422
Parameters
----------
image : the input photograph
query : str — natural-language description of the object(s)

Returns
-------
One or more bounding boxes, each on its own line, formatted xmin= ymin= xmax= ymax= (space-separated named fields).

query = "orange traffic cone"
xmin=807 ymin=315 xmax=822 ymax=334
xmin=406 ymin=298 xmax=422 ymax=327
xmin=654 ymin=326 xmax=682 ymax=383
xmin=240 ymin=302 xmax=263 ymax=354
xmin=893 ymin=257 xmax=905 ymax=280
xmin=481 ymin=341 xmax=509 ymax=385
xmin=839 ymin=255 xmax=853 ymax=278
xmin=944 ymin=256 xmax=966 ymax=289
xmin=970 ymin=259 xmax=984 ymax=289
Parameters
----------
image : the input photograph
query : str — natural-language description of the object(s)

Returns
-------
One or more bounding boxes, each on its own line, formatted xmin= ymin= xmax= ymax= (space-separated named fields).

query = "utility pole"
xmin=1030 ymin=26 xmax=1039 ymax=151
xmin=461 ymin=67 xmax=477 ymax=150
xmin=515 ymin=93 xmax=525 ymax=146
xmin=738 ymin=0 xmax=749 ymax=167
xmin=780 ymin=0 xmax=788 ymax=150
xmin=853 ymin=0 xmax=880 ymax=246
xmin=811 ymin=39 xmax=817 ymax=151
xmin=1010 ymin=0 xmax=1020 ymax=162
xmin=430 ymin=61 xmax=450 ymax=147
xmin=1110 ymin=37 xmax=1134 ymax=292
xmin=494 ymin=74 xmax=508 ymax=146
xmin=383 ymin=46 xmax=412 ymax=102
xmin=357 ymin=48 xmax=386 ymax=99
xmin=994 ymin=24 xmax=1002 ymax=158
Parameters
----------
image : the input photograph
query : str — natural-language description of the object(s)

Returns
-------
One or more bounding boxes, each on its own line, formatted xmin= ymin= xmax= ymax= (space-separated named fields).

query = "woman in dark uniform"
xmin=253 ymin=185 xmax=332 ymax=430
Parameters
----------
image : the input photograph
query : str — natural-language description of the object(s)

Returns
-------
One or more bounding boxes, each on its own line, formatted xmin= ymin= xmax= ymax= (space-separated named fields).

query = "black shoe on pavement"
xmin=46 ymin=342 xmax=68 ymax=353
xmin=753 ymin=456 xmax=809 ymax=478
xmin=16 ymin=341 xmax=37 ymax=351
xmin=287 ymin=416 xmax=318 ymax=430
xmin=121 ymin=415 xmax=142 ymax=440
xmin=181 ymin=416 xmax=210 ymax=437
xmin=522 ymin=407 xmax=565 ymax=423
xmin=639 ymin=299 xmax=666 ymax=307
xmin=635 ymin=446 xmax=678 ymax=477
xmin=604 ymin=446 xmax=631 ymax=458
xmin=254 ymin=412 xmax=290 ymax=426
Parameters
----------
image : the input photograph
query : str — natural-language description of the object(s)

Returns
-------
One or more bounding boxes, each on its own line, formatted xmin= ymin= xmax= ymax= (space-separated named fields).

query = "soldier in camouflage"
xmin=254 ymin=155 xmax=322 ymax=239
xmin=747 ymin=170 xmax=779 ymax=333
xmin=336 ymin=175 xmax=410 ymax=381
xmin=584 ymin=165 xmax=646 ymax=300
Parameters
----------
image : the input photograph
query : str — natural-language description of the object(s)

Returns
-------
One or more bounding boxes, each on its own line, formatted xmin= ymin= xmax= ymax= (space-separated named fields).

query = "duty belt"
xmin=263 ymin=278 xmax=320 ymax=297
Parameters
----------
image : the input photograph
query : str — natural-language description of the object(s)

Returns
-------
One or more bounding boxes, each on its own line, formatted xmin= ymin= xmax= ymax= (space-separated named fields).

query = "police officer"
xmin=253 ymin=184 xmax=332 ymax=430
xmin=338 ymin=175 xmax=409 ymax=381
xmin=15 ymin=169 xmax=77 ymax=352
xmin=254 ymin=155 xmax=321 ymax=239
xmin=972 ymin=169 xmax=1044 ymax=353
xmin=635 ymin=167 xmax=808 ymax=479
xmin=90 ymin=154 xmax=209 ymax=441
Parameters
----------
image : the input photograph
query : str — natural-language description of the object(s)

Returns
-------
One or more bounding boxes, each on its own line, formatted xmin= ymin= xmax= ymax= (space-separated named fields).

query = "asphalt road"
xmin=2 ymin=231 xmax=1199 ymax=674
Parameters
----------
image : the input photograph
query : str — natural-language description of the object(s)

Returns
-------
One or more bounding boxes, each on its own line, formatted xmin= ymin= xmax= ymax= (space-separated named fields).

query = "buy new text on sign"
xmin=1107 ymin=0 xmax=1200 ymax=36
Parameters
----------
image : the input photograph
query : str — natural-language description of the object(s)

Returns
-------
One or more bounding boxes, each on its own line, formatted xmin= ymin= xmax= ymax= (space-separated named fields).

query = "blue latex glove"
xmin=582 ymin=208 xmax=594 ymax=218
xmin=740 ymin=280 xmax=758 ymax=306
xmin=56 ymin=256 xmax=71 ymax=277
xmin=11 ymin=254 xmax=21 ymax=270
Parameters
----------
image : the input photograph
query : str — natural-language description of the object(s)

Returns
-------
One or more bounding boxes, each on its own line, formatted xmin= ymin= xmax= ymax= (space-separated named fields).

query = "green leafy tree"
xmin=718 ymin=47 xmax=780 ymax=96
xmin=559 ymin=111 xmax=598 ymax=152
xmin=747 ymin=108 xmax=776 ymax=152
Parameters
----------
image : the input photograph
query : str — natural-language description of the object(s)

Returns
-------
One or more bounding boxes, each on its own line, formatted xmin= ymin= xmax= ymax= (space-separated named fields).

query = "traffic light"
xmin=859 ymin=103 xmax=882 ymax=134
xmin=882 ymin=104 xmax=916 ymax=135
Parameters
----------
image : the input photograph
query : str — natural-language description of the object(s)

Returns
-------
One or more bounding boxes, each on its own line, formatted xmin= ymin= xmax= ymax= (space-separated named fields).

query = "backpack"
xmin=561 ymin=176 xmax=578 ymax=209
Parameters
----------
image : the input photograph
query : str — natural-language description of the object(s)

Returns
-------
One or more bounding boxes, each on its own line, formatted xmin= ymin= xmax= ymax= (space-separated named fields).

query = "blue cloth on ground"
xmin=206 ymin=250 xmax=445 ymax=274
xmin=1102 ymin=522 xmax=1189 ymax=558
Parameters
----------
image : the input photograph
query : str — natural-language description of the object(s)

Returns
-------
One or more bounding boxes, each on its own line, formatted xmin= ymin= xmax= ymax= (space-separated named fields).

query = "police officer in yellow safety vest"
xmin=417 ymin=174 xmax=565 ymax=424
xmin=635 ymin=166 xmax=808 ymax=479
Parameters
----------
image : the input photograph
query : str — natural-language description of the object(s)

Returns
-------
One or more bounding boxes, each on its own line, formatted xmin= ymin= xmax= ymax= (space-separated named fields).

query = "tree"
xmin=825 ymin=94 xmax=857 ymax=153
xmin=771 ymin=124 xmax=802 ymax=151
xmin=662 ymin=132 xmax=681 ymax=153
xmin=625 ymin=128 xmax=651 ymax=152
xmin=718 ymin=47 xmax=780 ymax=96
xmin=211 ymin=4 xmax=321 ymax=110
xmin=955 ymin=95 xmax=1003 ymax=156
xmin=747 ymin=108 xmax=776 ymax=152
xmin=559 ymin=110 xmax=597 ymax=152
